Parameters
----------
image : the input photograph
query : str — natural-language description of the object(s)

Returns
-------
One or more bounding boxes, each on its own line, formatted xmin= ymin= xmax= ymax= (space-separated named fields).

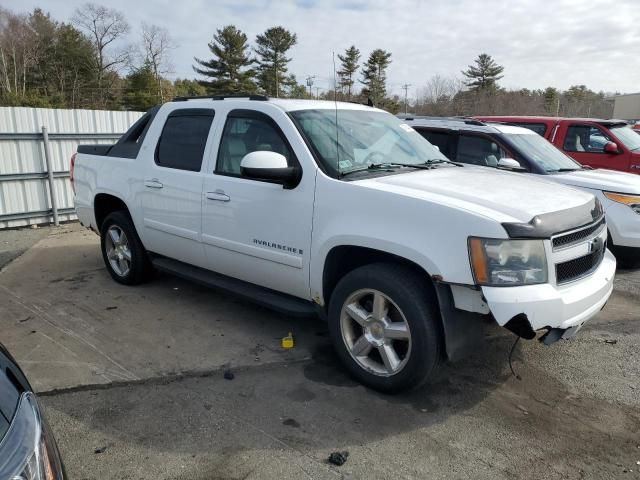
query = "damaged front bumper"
xmin=481 ymin=249 xmax=616 ymax=339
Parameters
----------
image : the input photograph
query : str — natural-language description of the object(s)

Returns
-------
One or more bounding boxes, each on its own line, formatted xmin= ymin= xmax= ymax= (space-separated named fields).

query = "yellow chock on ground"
xmin=281 ymin=332 xmax=294 ymax=349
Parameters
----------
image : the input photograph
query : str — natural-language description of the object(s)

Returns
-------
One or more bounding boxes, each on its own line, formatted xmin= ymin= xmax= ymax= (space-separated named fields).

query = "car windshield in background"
xmin=503 ymin=132 xmax=583 ymax=172
xmin=611 ymin=125 xmax=640 ymax=151
xmin=290 ymin=109 xmax=450 ymax=177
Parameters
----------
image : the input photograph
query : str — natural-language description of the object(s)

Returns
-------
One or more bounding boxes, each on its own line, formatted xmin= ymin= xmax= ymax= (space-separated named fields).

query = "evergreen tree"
xmin=337 ymin=45 xmax=360 ymax=100
xmin=173 ymin=78 xmax=207 ymax=97
xmin=193 ymin=25 xmax=256 ymax=94
xmin=462 ymin=53 xmax=504 ymax=91
xmin=123 ymin=63 xmax=160 ymax=110
xmin=360 ymin=49 xmax=391 ymax=106
xmin=254 ymin=26 xmax=297 ymax=97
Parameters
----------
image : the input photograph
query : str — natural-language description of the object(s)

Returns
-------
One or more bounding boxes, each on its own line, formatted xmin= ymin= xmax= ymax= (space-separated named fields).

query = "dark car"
xmin=0 ymin=342 xmax=65 ymax=479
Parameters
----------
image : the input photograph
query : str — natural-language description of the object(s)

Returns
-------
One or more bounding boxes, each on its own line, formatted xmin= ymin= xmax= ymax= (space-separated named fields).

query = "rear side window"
xmin=456 ymin=135 xmax=506 ymax=166
xmin=156 ymin=109 xmax=215 ymax=171
xmin=415 ymin=129 xmax=452 ymax=157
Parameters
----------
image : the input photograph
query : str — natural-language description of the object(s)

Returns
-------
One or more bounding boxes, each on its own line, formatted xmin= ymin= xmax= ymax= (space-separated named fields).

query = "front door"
xmin=140 ymin=108 xmax=215 ymax=267
xmin=201 ymin=108 xmax=314 ymax=300
xmin=561 ymin=123 xmax=629 ymax=171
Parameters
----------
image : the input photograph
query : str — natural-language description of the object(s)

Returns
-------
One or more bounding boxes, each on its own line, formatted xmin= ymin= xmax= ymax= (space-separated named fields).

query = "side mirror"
xmin=497 ymin=158 xmax=524 ymax=171
xmin=603 ymin=142 xmax=620 ymax=154
xmin=240 ymin=151 xmax=298 ymax=188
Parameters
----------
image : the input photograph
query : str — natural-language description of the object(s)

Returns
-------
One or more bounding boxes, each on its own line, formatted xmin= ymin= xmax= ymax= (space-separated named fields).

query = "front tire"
xmin=100 ymin=211 xmax=152 ymax=285
xmin=327 ymin=263 xmax=442 ymax=393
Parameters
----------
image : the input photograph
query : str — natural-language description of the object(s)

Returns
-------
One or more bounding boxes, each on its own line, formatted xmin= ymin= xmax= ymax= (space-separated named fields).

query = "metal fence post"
xmin=41 ymin=126 xmax=59 ymax=226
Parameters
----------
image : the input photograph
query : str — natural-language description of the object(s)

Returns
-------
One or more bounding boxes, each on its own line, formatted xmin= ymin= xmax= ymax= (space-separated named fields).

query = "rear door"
xmin=139 ymin=108 xmax=215 ymax=267
xmin=560 ymin=123 xmax=629 ymax=171
xmin=453 ymin=133 xmax=512 ymax=168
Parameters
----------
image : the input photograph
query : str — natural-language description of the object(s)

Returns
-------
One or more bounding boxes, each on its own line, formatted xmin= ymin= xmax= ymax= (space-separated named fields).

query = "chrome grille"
xmin=552 ymin=217 xmax=605 ymax=250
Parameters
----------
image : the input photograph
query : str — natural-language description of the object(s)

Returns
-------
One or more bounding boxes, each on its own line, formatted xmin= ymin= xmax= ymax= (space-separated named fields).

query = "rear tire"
xmin=100 ymin=211 xmax=152 ymax=285
xmin=327 ymin=263 xmax=442 ymax=393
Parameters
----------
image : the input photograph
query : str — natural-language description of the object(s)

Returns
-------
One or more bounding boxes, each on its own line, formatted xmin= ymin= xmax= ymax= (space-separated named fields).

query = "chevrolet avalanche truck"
xmin=72 ymin=96 xmax=616 ymax=392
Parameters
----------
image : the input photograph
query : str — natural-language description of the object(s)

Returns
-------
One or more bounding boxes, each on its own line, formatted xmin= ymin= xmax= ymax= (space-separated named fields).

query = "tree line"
xmin=0 ymin=4 xmax=615 ymax=118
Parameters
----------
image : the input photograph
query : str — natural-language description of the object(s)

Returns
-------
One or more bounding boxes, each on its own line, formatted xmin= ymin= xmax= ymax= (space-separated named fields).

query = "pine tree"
xmin=193 ymin=25 xmax=256 ymax=95
xmin=462 ymin=53 xmax=504 ymax=91
xmin=360 ymin=49 xmax=391 ymax=106
xmin=123 ymin=63 xmax=161 ymax=110
xmin=254 ymin=26 xmax=297 ymax=97
xmin=337 ymin=46 xmax=360 ymax=100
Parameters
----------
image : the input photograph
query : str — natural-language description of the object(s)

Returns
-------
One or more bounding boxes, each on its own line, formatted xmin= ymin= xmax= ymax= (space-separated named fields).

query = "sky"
xmin=5 ymin=0 xmax=640 ymax=97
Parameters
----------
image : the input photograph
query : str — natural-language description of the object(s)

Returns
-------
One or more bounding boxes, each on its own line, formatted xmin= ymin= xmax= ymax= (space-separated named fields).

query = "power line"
xmin=401 ymin=83 xmax=412 ymax=114
xmin=305 ymin=75 xmax=316 ymax=98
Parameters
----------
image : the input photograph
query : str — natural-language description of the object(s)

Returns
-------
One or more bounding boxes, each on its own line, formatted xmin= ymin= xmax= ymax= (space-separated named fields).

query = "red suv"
xmin=475 ymin=116 xmax=640 ymax=174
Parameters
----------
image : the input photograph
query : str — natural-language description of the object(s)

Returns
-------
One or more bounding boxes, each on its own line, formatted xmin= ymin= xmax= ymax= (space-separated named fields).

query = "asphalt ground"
xmin=1 ymin=224 xmax=639 ymax=479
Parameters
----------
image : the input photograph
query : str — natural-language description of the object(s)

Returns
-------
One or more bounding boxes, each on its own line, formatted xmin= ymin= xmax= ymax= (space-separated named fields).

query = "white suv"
xmin=72 ymin=97 xmax=616 ymax=392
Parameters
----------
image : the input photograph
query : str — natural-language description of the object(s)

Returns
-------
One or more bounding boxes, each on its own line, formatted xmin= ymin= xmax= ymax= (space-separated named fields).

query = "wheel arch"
xmin=94 ymin=193 xmax=131 ymax=232
xmin=321 ymin=245 xmax=438 ymax=309
xmin=320 ymin=244 xmax=484 ymax=362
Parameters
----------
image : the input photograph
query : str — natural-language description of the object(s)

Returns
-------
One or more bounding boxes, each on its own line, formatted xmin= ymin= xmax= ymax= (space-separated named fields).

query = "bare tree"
xmin=72 ymin=3 xmax=130 ymax=105
xmin=140 ymin=23 xmax=175 ymax=101
xmin=415 ymin=75 xmax=463 ymax=115
xmin=0 ymin=8 xmax=38 ymax=97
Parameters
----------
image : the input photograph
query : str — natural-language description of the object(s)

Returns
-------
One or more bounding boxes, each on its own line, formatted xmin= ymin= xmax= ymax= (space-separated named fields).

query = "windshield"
xmin=289 ymin=109 xmax=449 ymax=177
xmin=502 ymin=132 xmax=582 ymax=172
xmin=611 ymin=125 xmax=640 ymax=151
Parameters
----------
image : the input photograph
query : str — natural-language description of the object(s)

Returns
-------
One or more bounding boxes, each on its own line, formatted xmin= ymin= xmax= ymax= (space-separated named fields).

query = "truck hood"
xmin=358 ymin=166 xmax=596 ymax=225
xmin=549 ymin=168 xmax=640 ymax=195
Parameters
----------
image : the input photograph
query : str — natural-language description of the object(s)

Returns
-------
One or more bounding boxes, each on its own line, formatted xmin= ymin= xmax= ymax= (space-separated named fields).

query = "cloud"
xmin=5 ymin=0 xmax=639 ymax=96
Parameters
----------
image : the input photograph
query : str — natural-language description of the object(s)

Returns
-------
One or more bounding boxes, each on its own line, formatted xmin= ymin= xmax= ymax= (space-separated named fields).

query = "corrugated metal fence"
xmin=0 ymin=107 xmax=143 ymax=229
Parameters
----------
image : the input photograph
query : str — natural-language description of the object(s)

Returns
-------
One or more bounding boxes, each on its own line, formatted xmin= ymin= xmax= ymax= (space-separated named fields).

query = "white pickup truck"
xmin=72 ymin=96 xmax=616 ymax=392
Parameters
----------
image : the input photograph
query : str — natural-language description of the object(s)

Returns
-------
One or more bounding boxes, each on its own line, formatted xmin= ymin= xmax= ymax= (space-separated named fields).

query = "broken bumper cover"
xmin=481 ymin=249 xmax=616 ymax=333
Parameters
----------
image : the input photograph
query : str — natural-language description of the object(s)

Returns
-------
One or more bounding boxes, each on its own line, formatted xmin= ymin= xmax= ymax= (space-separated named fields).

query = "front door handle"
xmin=206 ymin=191 xmax=230 ymax=202
xmin=144 ymin=179 xmax=163 ymax=189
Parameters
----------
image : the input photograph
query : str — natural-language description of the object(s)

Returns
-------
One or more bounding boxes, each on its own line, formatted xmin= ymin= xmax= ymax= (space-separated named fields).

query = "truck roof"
xmin=476 ymin=115 xmax=629 ymax=127
xmin=403 ymin=116 xmax=536 ymax=135
xmin=167 ymin=95 xmax=380 ymax=113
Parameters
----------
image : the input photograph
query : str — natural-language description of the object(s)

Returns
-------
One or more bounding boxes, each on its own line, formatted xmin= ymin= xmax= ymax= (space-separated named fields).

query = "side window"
xmin=456 ymin=135 xmax=506 ymax=167
xmin=564 ymin=125 xmax=610 ymax=153
xmin=417 ymin=130 xmax=452 ymax=157
xmin=216 ymin=114 xmax=293 ymax=176
xmin=156 ymin=109 xmax=215 ymax=171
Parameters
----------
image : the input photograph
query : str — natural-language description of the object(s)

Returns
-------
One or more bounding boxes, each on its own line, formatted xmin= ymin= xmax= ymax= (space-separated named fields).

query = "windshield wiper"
xmin=423 ymin=158 xmax=464 ymax=167
xmin=339 ymin=162 xmax=432 ymax=178
xmin=369 ymin=162 xmax=434 ymax=170
xmin=339 ymin=159 xmax=462 ymax=178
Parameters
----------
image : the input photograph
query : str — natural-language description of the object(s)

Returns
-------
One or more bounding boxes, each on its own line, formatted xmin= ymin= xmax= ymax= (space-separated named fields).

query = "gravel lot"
xmin=1 ymin=224 xmax=639 ymax=479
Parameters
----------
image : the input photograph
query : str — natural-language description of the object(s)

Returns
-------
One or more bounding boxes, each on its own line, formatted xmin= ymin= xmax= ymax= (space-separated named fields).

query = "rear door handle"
xmin=206 ymin=191 xmax=230 ymax=202
xmin=144 ymin=179 xmax=163 ymax=189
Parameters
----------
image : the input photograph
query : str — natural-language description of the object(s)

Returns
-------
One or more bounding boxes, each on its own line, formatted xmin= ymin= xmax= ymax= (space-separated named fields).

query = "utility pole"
xmin=305 ymin=75 xmax=316 ymax=98
xmin=402 ymin=83 xmax=412 ymax=114
xmin=315 ymin=86 xmax=320 ymax=99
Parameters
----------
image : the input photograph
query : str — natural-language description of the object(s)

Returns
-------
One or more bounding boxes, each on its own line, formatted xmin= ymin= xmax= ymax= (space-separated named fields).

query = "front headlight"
xmin=0 ymin=393 xmax=64 ymax=480
xmin=603 ymin=192 xmax=640 ymax=215
xmin=469 ymin=237 xmax=548 ymax=286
